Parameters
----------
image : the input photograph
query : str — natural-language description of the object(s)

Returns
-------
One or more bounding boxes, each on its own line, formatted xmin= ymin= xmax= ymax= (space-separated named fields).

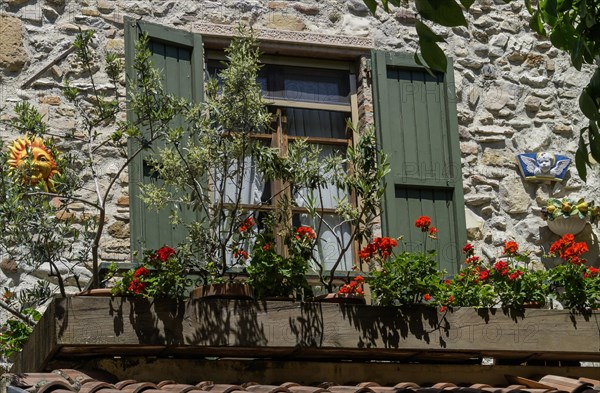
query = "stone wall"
xmin=0 ymin=0 xmax=598 ymax=301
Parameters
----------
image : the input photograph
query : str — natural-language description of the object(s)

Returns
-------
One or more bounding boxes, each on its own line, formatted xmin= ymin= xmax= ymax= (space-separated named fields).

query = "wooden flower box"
xmin=11 ymin=297 xmax=600 ymax=378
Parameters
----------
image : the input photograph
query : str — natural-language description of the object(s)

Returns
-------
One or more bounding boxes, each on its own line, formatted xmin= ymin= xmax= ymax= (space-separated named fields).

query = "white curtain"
xmin=213 ymin=154 xmax=265 ymax=206
xmin=293 ymin=145 xmax=352 ymax=271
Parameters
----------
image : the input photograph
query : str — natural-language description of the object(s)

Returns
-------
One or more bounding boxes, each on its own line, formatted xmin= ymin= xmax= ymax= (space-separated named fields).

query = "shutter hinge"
xmin=365 ymin=59 xmax=372 ymax=79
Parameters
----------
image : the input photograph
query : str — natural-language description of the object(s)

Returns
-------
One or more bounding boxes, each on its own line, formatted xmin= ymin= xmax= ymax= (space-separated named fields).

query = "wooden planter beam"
xmin=11 ymin=297 xmax=600 ymax=373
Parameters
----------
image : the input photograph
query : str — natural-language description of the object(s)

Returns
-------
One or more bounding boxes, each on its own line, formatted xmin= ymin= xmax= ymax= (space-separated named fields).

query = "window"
xmin=125 ymin=20 xmax=466 ymax=273
xmin=206 ymin=54 xmax=359 ymax=271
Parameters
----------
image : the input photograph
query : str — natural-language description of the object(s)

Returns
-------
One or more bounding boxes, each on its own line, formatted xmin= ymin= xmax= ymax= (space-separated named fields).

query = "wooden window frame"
xmin=206 ymin=51 xmax=361 ymax=269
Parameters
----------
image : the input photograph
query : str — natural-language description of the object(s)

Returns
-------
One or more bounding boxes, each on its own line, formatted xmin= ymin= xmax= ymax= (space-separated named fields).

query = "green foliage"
xmin=546 ymin=233 xmax=597 ymax=309
xmin=489 ymin=265 xmax=549 ymax=310
xmin=548 ymin=263 xmax=589 ymax=309
xmin=112 ymin=246 xmax=188 ymax=299
xmin=442 ymin=242 xmax=550 ymax=310
xmin=0 ymin=309 xmax=41 ymax=359
xmin=0 ymin=285 xmax=47 ymax=360
xmin=245 ymin=234 xmax=310 ymax=300
xmin=369 ymin=249 xmax=445 ymax=306
xmin=365 ymin=218 xmax=445 ymax=306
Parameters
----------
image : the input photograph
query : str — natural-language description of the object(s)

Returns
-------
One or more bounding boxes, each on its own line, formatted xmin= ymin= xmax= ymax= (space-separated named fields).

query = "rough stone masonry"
xmin=0 ymin=0 xmax=598 ymax=301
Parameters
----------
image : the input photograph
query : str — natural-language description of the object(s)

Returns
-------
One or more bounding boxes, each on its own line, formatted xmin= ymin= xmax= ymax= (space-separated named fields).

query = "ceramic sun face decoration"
xmin=7 ymin=135 xmax=60 ymax=192
xmin=516 ymin=152 xmax=571 ymax=182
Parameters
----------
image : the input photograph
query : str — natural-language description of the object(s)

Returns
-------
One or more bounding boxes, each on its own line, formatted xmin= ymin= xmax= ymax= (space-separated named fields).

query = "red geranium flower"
xmin=479 ymin=269 xmax=489 ymax=281
xmin=134 ymin=266 xmax=150 ymax=277
xmin=154 ymin=246 xmax=176 ymax=262
xmin=423 ymin=293 xmax=432 ymax=301
xmin=128 ymin=279 xmax=146 ymax=294
xmin=584 ymin=266 xmax=600 ymax=278
xmin=359 ymin=237 xmax=397 ymax=260
xmin=295 ymin=226 xmax=316 ymax=239
xmin=239 ymin=216 xmax=255 ymax=232
xmin=463 ymin=243 xmax=474 ymax=255
xmin=429 ymin=226 xmax=438 ymax=238
xmin=466 ymin=255 xmax=480 ymax=265
xmin=493 ymin=260 xmax=508 ymax=272
xmin=503 ymin=240 xmax=519 ymax=255
xmin=509 ymin=270 xmax=523 ymax=281
xmin=415 ymin=216 xmax=431 ymax=231
xmin=262 ymin=243 xmax=272 ymax=251
xmin=233 ymin=249 xmax=249 ymax=260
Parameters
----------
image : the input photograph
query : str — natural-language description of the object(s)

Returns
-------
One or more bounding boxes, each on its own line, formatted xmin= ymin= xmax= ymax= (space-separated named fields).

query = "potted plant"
xmin=547 ymin=234 xmax=596 ymax=309
xmin=244 ymin=225 xmax=312 ymax=300
xmin=487 ymin=241 xmax=549 ymax=309
xmin=441 ymin=244 xmax=496 ymax=309
xmin=111 ymin=246 xmax=188 ymax=299
xmin=332 ymin=275 xmax=366 ymax=304
xmin=366 ymin=216 xmax=446 ymax=307
xmin=542 ymin=197 xmax=599 ymax=235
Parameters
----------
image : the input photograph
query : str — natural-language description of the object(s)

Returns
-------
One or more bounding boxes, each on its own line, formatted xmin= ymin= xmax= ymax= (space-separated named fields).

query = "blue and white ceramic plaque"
xmin=516 ymin=152 xmax=571 ymax=182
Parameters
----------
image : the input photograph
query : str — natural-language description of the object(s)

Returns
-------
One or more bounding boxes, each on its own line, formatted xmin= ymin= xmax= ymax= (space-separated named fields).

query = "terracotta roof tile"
xmin=432 ymin=383 xmax=457 ymax=390
xmin=195 ymin=382 xmax=215 ymax=390
xmin=114 ymin=381 xmax=138 ymax=390
xmin=157 ymin=383 xmax=178 ymax=389
xmin=245 ymin=385 xmax=290 ymax=393
xmin=94 ymin=389 xmax=124 ymax=393
xmin=578 ymin=379 xmax=600 ymax=388
xmin=279 ymin=384 xmax=300 ymax=390
xmin=538 ymin=376 xmax=592 ymax=393
xmin=159 ymin=384 xmax=199 ymax=393
xmin=413 ymin=388 xmax=443 ymax=393
xmin=8 ymin=373 xmax=70 ymax=389
xmin=328 ymin=386 xmax=376 ymax=393
xmin=368 ymin=387 xmax=402 ymax=393
xmin=393 ymin=383 xmax=419 ymax=390
xmin=37 ymin=380 xmax=76 ymax=393
xmin=54 ymin=371 xmax=96 ymax=385
xmin=120 ymin=382 xmax=157 ymax=393
xmin=5 ymin=372 xmax=600 ymax=393
xmin=79 ymin=381 xmax=115 ymax=393
xmin=452 ymin=388 xmax=487 ymax=393
xmin=286 ymin=386 xmax=328 ymax=393
xmin=204 ymin=384 xmax=245 ymax=393
xmin=317 ymin=384 xmax=337 ymax=390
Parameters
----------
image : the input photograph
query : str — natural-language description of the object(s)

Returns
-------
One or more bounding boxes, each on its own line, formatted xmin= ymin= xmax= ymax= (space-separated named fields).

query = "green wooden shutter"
xmin=371 ymin=51 xmax=466 ymax=274
xmin=125 ymin=19 xmax=203 ymax=255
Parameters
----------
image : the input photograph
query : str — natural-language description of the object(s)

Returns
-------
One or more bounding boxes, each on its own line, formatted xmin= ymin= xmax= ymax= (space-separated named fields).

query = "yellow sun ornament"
xmin=7 ymin=135 xmax=60 ymax=192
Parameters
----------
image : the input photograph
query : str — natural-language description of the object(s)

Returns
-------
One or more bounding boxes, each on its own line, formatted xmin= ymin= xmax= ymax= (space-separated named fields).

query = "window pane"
xmin=266 ymin=66 xmax=350 ymax=104
xmin=213 ymin=154 xmax=271 ymax=206
xmin=294 ymin=214 xmax=353 ymax=271
xmin=286 ymin=108 xmax=349 ymax=139
xmin=292 ymin=144 xmax=348 ymax=210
